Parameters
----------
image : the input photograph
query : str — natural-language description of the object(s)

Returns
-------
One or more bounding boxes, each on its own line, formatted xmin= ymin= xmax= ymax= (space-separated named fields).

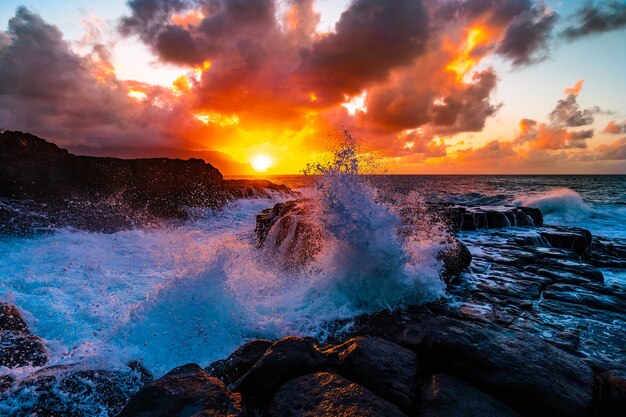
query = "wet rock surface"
xmin=1 ymin=363 xmax=150 ymax=417
xmin=419 ymin=373 xmax=522 ymax=417
xmin=2 ymin=199 xmax=625 ymax=416
xmin=206 ymin=339 xmax=272 ymax=386
xmin=0 ymin=302 xmax=47 ymax=368
xmin=117 ymin=363 xmax=244 ymax=417
xmin=234 ymin=336 xmax=327 ymax=400
xmin=0 ymin=130 xmax=292 ymax=234
xmin=267 ymin=372 xmax=408 ymax=417
xmin=324 ymin=336 xmax=418 ymax=413
xmin=405 ymin=317 xmax=594 ymax=417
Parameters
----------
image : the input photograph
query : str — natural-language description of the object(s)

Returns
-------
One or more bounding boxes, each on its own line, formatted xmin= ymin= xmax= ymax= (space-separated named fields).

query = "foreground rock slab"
xmin=267 ymin=372 xmax=407 ymax=417
xmin=420 ymin=373 xmax=521 ymax=417
xmin=324 ymin=336 xmax=418 ymax=413
xmin=117 ymin=363 xmax=244 ymax=417
xmin=234 ymin=337 xmax=326 ymax=400
xmin=0 ymin=303 xmax=48 ymax=368
xmin=403 ymin=317 xmax=594 ymax=417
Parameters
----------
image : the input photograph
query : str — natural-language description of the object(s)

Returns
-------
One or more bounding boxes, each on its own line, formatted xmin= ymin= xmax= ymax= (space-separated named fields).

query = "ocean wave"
xmin=1 ymin=139 xmax=445 ymax=378
xmin=514 ymin=188 xmax=592 ymax=222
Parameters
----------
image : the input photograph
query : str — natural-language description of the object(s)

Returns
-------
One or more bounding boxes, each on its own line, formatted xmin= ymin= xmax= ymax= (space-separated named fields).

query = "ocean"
xmin=1 ymin=174 xmax=625 ymax=411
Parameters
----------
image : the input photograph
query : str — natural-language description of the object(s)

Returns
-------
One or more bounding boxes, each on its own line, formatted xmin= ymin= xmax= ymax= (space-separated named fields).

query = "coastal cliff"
xmin=0 ymin=130 xmax=291 ymax=232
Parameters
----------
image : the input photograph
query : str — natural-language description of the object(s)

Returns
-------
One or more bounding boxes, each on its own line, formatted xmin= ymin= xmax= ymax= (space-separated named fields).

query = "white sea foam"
xmin=514 ymin=188 xmax=592 ymax=222
xmin=0 ymin=142 xmax=445 ymax=379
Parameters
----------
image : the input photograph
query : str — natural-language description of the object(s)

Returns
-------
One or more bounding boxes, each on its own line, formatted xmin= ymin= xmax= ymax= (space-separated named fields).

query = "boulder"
xmin=419 ymin=373 xmax=521 ymax=417
xmin=267 ymin=372 xmax=407 ymax=417
xmin=443 ymin=206 xmax=543 ymax=230
xmin=117 ymin=363 xmax=245 ymax=417
xmin=0 ymin=330 xmax=47 ymax=367
xmin=255 ymin=200 xmax=323 ymax=269
xmin=0 ymin=303 xmax=29 ymax=332
xmin=438 ymin=239 xmax=472 ymax=281
xmin=205 ymin=339 xmax=272 ymax=386
xmin=324 ymin=336 xmax=418 ymax=413
xmin=401 ymin=317 xmax=594 ymax=417
xmin=234 ymin=337 xmax=326 ymax=399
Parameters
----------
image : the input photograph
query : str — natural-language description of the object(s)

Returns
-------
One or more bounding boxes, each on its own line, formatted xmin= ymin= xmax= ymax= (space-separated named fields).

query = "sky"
xmin=0 ymin=0 xmax=625 ymax=174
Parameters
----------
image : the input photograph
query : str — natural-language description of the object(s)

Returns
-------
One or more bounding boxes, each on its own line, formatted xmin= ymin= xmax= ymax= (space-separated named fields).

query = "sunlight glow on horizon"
xmin=250 ymin=155 xmax=274 ymax=173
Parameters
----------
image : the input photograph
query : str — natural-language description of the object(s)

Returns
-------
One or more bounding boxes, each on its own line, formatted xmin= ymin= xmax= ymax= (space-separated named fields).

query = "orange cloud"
xmin=564 ymin=79 xmax=584 ymax=96
xmin=603 ymin=120 xmax=626 ymax=134
xmin=1 ymin=2 xmax=620 ymax=175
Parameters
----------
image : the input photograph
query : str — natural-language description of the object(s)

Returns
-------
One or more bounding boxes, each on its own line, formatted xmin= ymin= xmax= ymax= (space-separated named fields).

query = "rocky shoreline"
xmin=0 ymin=131 xmax=293 ymax=234
xmin=2 ymin=198 xmax=625 ymax=416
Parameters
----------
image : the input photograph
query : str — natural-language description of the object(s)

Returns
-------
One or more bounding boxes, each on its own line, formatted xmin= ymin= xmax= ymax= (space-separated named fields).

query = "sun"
xmin=250 ymin=155 xmax=273 ymax=172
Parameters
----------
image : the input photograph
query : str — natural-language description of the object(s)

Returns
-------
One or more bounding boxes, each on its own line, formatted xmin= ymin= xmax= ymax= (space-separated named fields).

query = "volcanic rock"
xmin=117 ymin=363 xmax=244 ymax=417
xmin=1 ymin=363 xmax=150 ymax=417
xmin=324 ymin=336 xmax=418 ymax=413
xmin=206 ymin=339 xmax=272 ymax=386
xmin=234 ymin=336 xmax=326 ymax=399
xmin=0 ymin=303 xmax=29 ymax=332
xmin=401 ymin=317 xmax=594 ymax=417
xmin=0 ymin=130 xmax=292 ymax=233
xmin=0 ymin=330 xmax=47 ymax=368
xmin=267 ymin=372 xmax=407 ymax=417
xmin=419 ymin=373 xmax=521 ymax=417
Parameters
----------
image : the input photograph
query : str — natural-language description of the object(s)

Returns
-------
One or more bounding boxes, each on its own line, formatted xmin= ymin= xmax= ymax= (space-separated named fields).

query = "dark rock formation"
xmin=1 ymin=363 xmax=150 ymax=417
xmin=597 ymin=369 xmax=626 ymax=417
xmin=234 ymin=336 xmax=326 ymax=400
xmin=402 ymin=317 xmax=594 ymax=417
xmin=0 ymin=303 xmax=47 ymax=368
xmin=0 ymin=330 xmax=47 ymax=368
xmin=0 ymin=303 xmax=29 ymax=332
xmin=205 ymin=339 xmax=272 ymax=386
xmin=438 ymin=238 xmax=472 ymax=282
xmin=117 ymin=363 xmax=244 ymax=417
xmin=539 ymin=227 xmax=593 ymax=255
xmin=324 ymin=336 xmax=418 ymax=413
xmin=442 ymin=205 xmax=543 ymax=231
xmin=267 ymin=372 xmax=407 ymax=417
xmin=419 ymin=373 xmax=521 ymax=417
xmin=584 ymin=236 xmax=626 ymax=268
xmin=255 ymin=199 xmax=324 ymax=270
xmin=0 ymin=130 xmax=292 ymax=233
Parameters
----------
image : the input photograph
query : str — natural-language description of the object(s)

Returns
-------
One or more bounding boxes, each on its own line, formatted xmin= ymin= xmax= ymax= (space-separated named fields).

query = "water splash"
xmin=1 ymin=134 xmax=445 ymax=382
xmin=514 ymin=188 xmax=591 ymax=222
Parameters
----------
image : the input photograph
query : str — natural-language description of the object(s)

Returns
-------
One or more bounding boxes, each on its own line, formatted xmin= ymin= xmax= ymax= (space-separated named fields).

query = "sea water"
xmin=0 ymin=173 xmax=624 ymax=414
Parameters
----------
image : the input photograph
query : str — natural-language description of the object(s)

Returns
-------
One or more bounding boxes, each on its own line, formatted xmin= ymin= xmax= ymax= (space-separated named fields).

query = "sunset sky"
xmin=0 ymin=0 xmax=625 ymax=174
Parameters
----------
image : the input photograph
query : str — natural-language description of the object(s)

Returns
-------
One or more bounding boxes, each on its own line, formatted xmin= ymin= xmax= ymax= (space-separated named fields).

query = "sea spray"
xmin=515 ymin=188 xmax=592 ymax=222
xmin=0 ymin=138 xmax=448 ymax=415
xmin=302 ymin=135 xmax=445 ymax=311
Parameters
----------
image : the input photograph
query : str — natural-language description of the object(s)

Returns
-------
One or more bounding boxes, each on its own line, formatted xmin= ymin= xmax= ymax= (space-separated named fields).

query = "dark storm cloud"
xmin=562 ymin=1 xmax=626 ymax=41
xmin=431 ymin=70 xmax=501 ymax=134
xmin=548 ymin=93 xmax=600 ymax=127
xmin=496 ymin=5 xmax=557 ymax=65
xmin=433 ymin=0 xmax=558 ymax=66
xmin=298 ymin=0 xmax=430 ymax=102
xmin=433 ymin=0 xmax=532 ymax=24
xmin=120 ymin=0 xmax=278 ymax=66
xmin=0 ymin=7 xmax=177 ymax=148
